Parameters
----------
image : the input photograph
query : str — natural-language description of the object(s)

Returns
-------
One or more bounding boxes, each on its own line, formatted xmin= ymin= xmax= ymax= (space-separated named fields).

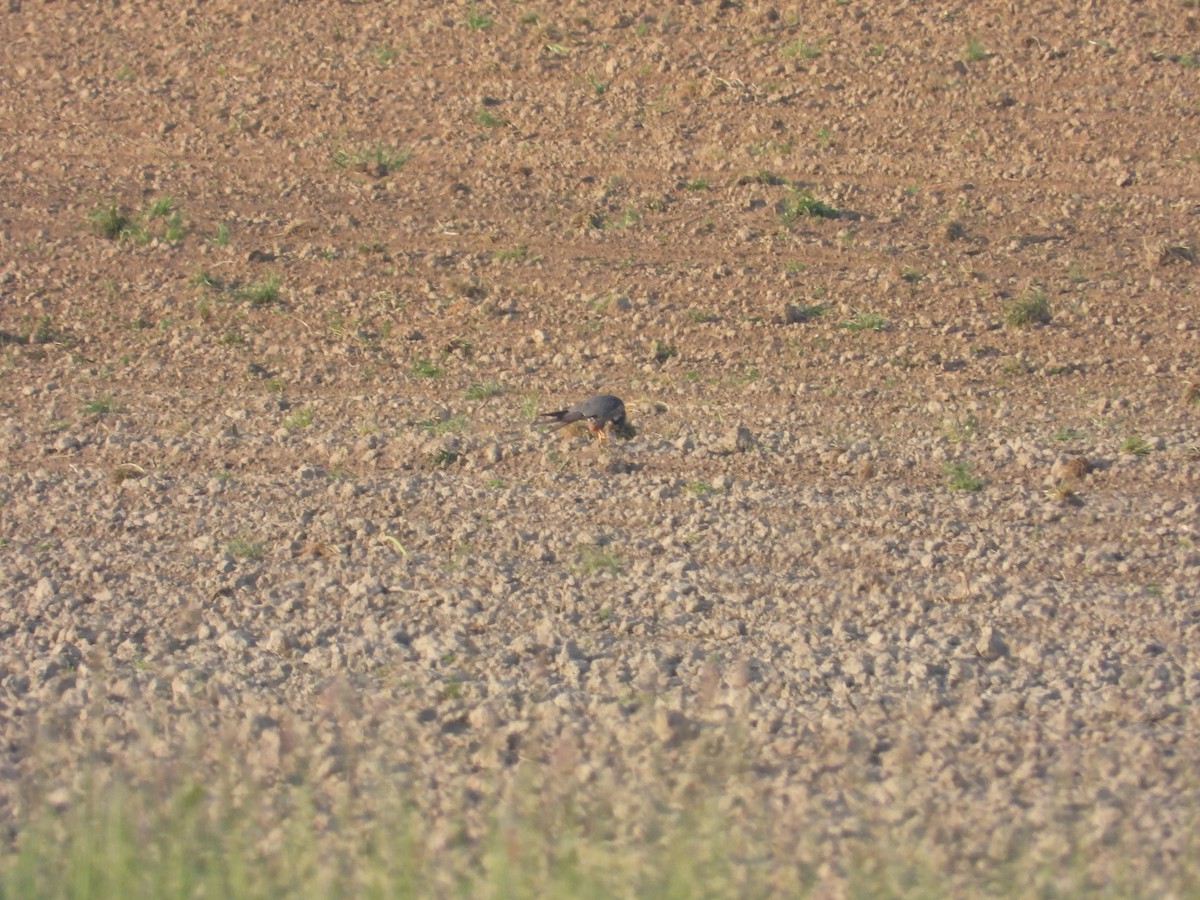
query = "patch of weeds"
xmin=748 ymin=139 xmax=793 ymax=158
xmin=410 ymin=357 xmax=443 ymax=379
xmin=326 ymin=312 xmax=347 ymax=340
xmin=444 ymin=336 xmax=476 ymax=357
xmin=110 ymin=463 xmax=147 ymax=486
xmin=221 ymin=331 xmax=245 ymax=346
xmin=686 ymin=309 xmax=719 ymax=324
xmin=588 ymin=73 xmax=610 ymax=95
xmin=744 ymin=168 xmax=788 ymax=186
xmin=265 ymin=377 xmax=287 ymax=394
xmin=815 ymin=127 xmax=833 ymax=148
xmin=80 ymin=396 xmax=121 ymax=417
xmin=419 ymin=412 xmax=469 ymax=435
xmin=282 ymin=405 xmax=314 ymax=430
xmin=686 ymin=481 xmax=722 ymax=495
xmin=162 ymin=213 xmax=186 ymax=242
xmin=432 ymin=448 xmax=460 ymax=467
xmin=734 ymin=364 xmax=761 ymax=384
xmin=357 ymin=240 xmax=387 ymax=256
xmin=1005 ymin=289 xmax=1051 ymax=327
xmin=333 ymin=144 xmax=412 ymax=177
xmin=612 ymin=207 xmax=640 ymax=228
xmin=782 ymin=36 xmax=823 ymax=60
xmin=901 ymin=267 xmax=924 ymax=283
xmin=942 ymin=414 xmax=979 ymax=443
xmin=494 ymin=244 xmax=534 ymax=262
xmin=473 ymin=108 xmax=507 ymax=128
xmin=785 ymin=303 xmax=827 ymax=324
xmin=485 ymin=477 xmax=506 ymax=489
xmin=209 ymin=222 xmax=230 ymax=246
xmin=943 ymin=461 xmax=984 ymax=491
xmin=1001 ymin=356 xmax=1035 ymax=376
xmin=778 ymin=189 xmax=839 ymax=224
xmin=520 ymin=393 xmax=540 ymax=420
xmin=465 ymin=3 xmax=493 ymax=30
xmin=1120 ymin=435 xmax=1151 ymax=456
xmin=88 ymin=199 xmax=185 ymax=243
xmin=681 ymin=178 xmax=709 ymax=191
xmin=235 ymin=276 xmax=281 ymax=308
xmin=373 ymin=44 xmax=397 ymax=66
xmin=146 ymin=196 xmax=175 ymax=219
xmin=464 ymin=381 xmax=505 ymax=401
xmin=1067 ymin=265 xmax=1089 ymax=284
xmin=839 ymin=310 xmax=888 ymax=333
xmin=85 ymin=202 xmax=136 ymax=240
xmin=1183 ymin=382 xmax=1200 ymax=407
xmin=1052 ymin=427 xmax=1086 ymax=442
xmin=225 ymin=536 xmax=265 ymax=560
xmin=190 ymin=268 xmax=221 ymax=290
xmin=652 ymin=340 xmax=677 ymax=363
xmin=576 ymin=544 xmax=623 ymax=575
xmin=964 ymin=37 xmax=991 ymax=62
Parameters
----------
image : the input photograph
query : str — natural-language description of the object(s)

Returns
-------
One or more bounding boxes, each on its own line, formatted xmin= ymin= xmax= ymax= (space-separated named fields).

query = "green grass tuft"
xmin=225 ymin=536 xmax=265 ymax=559
xmin=235 ymin=276 xmax=281 ymax=308
xmin=1120 ymin=434 xmax=1151 ymax=456
xmin=333 ymin=143 xmax=412 ymax=176
xmin=943 ymin=460 xmax=984 ymax=491
xmin=838 ymin=310 xmax=887 ymax=333
xmin=1005 ymin=289 xmax=1051 ymax=328
xmin=463 ymin=381 xmax=505 ymax=401
xmin=576 ymin=544 xmax=623 ymax=575
xmin=778 ymin=189 xmax=839 ymax=224
xmin=410 ymin=358 xmax=443 ymax=379
xmin=282 ymin=406 xmax=313 ymax=430
xmin=86 ymin=202 xmax=136 ymax=240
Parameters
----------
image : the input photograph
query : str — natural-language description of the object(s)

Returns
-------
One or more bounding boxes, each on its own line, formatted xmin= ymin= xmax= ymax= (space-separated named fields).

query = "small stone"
xmin=976 ymin=626 xmax=1008 ymax=660
xmin=218 ymin=629 xmax=256 ymax=652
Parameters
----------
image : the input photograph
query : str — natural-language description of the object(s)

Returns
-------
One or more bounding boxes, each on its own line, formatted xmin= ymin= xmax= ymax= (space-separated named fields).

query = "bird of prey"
xmin=538 ymin=394 xmax=628 ymax=444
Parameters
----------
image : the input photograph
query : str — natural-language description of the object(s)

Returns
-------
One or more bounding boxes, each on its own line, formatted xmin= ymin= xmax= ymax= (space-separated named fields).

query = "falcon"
xmin=538 ymin=394 xmax=628 ymax=444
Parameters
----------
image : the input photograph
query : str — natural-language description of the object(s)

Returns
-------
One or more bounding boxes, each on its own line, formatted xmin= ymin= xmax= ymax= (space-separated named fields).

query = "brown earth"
xmin=1 ymin=1 xmax=1199 ymax=893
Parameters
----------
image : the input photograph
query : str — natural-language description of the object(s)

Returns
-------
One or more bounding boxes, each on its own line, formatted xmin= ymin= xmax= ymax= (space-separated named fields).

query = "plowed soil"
xmin=2 ymin=1 xmax=1198 ymax=893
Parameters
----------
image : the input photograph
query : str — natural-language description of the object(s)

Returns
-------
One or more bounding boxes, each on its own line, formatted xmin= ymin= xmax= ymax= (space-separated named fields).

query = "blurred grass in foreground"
xmin=2 ymin=758 xmax=1197 ymax=899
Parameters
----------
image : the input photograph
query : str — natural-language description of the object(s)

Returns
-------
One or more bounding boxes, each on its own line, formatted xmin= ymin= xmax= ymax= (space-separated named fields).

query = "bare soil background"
xmin=1 ymin=1 xmax=1199 ymax=893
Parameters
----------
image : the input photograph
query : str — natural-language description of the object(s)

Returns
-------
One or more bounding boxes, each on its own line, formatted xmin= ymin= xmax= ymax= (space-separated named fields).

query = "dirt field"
xmin=1 ymin=1 xmax=1198 ymax=893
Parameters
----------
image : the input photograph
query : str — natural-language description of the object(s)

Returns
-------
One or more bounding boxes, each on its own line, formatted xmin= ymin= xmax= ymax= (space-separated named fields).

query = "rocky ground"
xmin=1 ymin=1 xmax=1198 ymax=894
